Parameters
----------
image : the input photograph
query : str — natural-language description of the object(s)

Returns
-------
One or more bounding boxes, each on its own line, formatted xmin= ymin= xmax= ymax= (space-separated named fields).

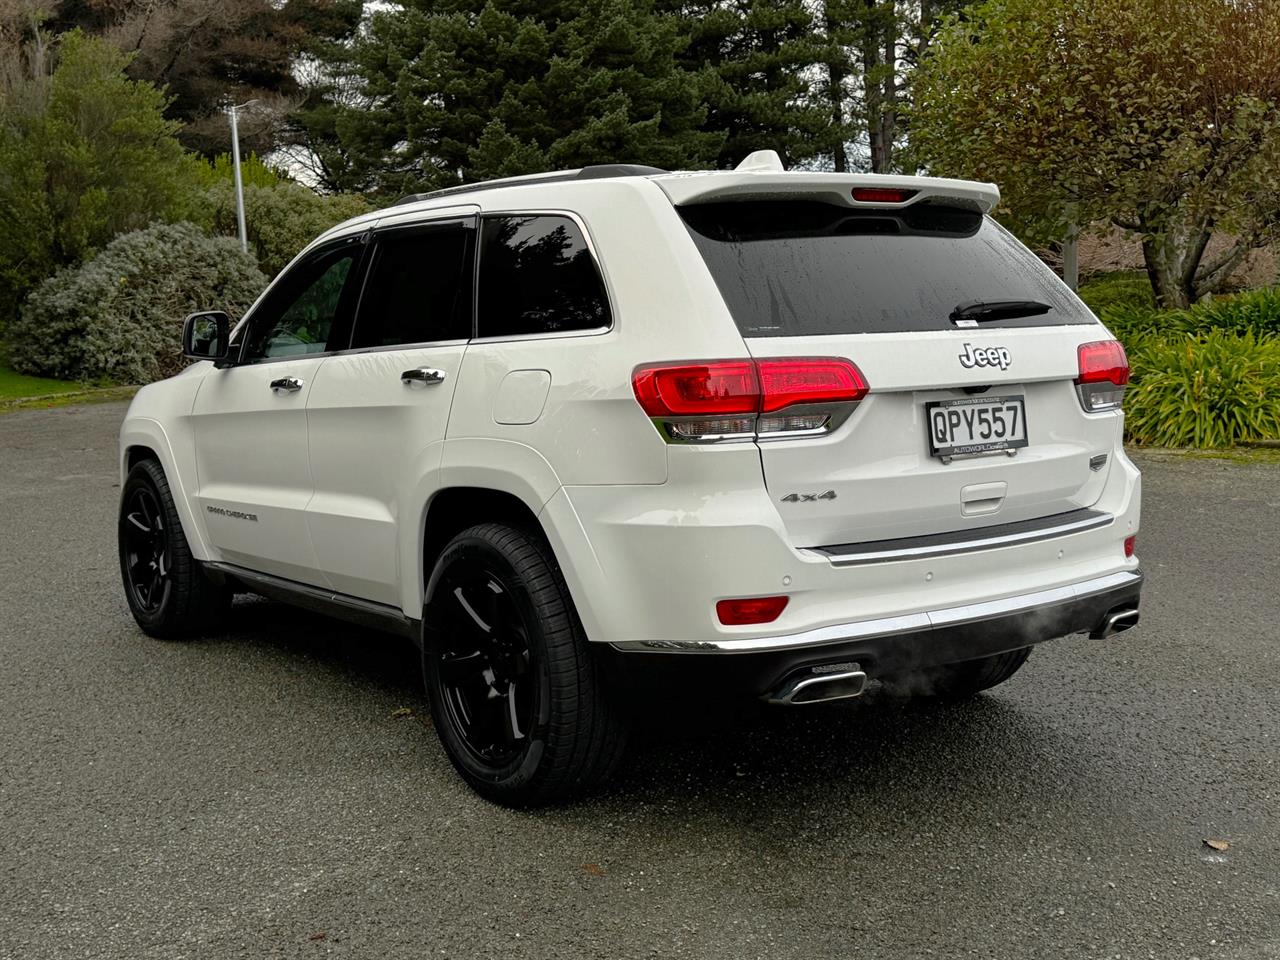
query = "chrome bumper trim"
xmin=610 ymin=570 xmax=1142 ymax=654
xmin=811 ymin=509 xmax=1113 ymax=566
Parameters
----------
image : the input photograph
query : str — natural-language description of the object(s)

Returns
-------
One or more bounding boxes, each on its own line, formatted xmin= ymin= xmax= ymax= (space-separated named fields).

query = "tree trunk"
xmin=825 ymin=5 xmax=848 ymax=173
xmin=1139 ymin=227 xmax=1197 ymax=309
xmin=862 ymin=0 xmax=886 ymax=172
xmin=878 ymin=17 xmax=897 ymax=172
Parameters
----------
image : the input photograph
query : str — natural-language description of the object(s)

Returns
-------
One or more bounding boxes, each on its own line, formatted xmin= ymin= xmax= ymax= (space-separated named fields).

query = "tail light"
xmin=716 ymin=595 xmax=789 ymax=625
xmin=1076 ymin=340 xmax=1129 ymax=413
xmin=633 ymin=358 xmax=868 ymax=443
xmin=1124 ymin=535 xmax=1136 ymax=558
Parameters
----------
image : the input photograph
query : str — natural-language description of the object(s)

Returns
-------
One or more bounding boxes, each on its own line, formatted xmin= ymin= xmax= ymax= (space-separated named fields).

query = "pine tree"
xmin=307 ymin=0 xmax=724 ymax=195
xmin=668 ymin=0 xmax=847 ymax=169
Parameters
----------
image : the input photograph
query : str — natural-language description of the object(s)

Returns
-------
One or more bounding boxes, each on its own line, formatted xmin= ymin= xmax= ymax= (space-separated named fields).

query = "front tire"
xmin=118 ymin=459 xmax=228 ymax=639
xmin=422 ymin=523 xmax=626 ymax=806
xmin=882 ymin=647 xmax=1032 ymax=700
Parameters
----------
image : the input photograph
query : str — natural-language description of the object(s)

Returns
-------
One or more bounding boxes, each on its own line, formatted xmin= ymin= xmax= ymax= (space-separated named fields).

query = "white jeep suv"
xmin=117 ymin=154 xmax=1143 ymax=805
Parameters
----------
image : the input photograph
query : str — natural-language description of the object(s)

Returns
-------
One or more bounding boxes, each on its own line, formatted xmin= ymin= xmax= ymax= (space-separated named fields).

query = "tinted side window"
xmin=243 ymin=240 xmax=363 ymax=361
xmin=350 ymin=221 xmax=474 ymax=349
xmin=477 ymin=215 xmax=611 ymax=338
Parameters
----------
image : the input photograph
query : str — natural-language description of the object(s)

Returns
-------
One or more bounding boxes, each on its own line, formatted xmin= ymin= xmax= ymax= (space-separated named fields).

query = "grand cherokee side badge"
xmin=780 ymin=491 xmax=837 ymax=503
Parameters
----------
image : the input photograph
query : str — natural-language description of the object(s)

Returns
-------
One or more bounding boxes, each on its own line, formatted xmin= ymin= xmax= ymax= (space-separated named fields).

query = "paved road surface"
xmin=1 ymin=402 xmax=1277 ymax=959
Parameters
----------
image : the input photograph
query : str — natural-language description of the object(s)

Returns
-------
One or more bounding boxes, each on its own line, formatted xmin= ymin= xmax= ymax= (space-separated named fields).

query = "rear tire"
xmin=882 ymin=647 xmax=1032 ymax=700
xmin=118 ymin=458 xmax=229 ymax=639
xmin=422 ymin=523 xmax=627 ymax=806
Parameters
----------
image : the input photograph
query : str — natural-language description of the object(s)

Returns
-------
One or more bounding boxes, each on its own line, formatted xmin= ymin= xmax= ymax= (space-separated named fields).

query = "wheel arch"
xmin=119 ymin=417 xmax=212 ymax=561
xmin=410 ymin=477 xmax=605 ymax=647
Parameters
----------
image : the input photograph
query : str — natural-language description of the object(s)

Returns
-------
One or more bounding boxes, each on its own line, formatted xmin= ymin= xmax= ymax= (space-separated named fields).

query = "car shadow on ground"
xmin=207 ymin=596 xmax=1097 ymax=820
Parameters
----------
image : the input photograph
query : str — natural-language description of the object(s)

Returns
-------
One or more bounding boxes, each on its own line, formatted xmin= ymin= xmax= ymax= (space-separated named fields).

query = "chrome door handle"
xmin=269 ymin=376 xmax=304 ymax=393
xmin=401 ymin=367 xmax=447 ymax=386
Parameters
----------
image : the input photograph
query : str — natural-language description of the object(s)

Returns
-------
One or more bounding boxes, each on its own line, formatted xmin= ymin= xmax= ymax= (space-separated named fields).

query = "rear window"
xmin=477 ymin=215 xmax=611 ymax=338
xmin=678 ymin=200 xmax=1091 ymax=337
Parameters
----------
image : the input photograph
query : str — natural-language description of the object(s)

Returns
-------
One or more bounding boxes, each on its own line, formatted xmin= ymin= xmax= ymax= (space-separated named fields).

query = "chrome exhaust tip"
xmin=1090 ymin=607 xmax=1140 ymax=640
xmin=766 ymin=663 xmax=867 ymax=706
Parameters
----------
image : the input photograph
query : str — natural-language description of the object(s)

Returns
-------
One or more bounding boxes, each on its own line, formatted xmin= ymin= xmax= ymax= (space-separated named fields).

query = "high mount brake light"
xmin=1075 ymin=340 xmax=1129 ymax=413
xmin=632 ymin=358 xmax=868 ymax=443
xmin=850 ymin=187 xmax=917 ymax=204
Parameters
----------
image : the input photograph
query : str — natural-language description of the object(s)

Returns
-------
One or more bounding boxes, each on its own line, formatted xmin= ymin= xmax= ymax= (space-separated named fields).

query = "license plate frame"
xmin=925 ymin=395 xmax=1029 ymax=461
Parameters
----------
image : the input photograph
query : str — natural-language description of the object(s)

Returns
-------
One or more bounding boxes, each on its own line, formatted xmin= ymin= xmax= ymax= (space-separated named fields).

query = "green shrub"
xmin=1124 ymin=331 xmax=1280 ymax=447
xmin=1179 ymin=286 xmax=1280 ymax=337
xmin=190 ymin=180 xmax=371 ymax=278
xmin=190 ymin=153 xmax=284 ymax=190
xmin=1078 ymin=271 xmax=1156 ymax=315
xmin=9 ymin=222 xmax=266 ymax=384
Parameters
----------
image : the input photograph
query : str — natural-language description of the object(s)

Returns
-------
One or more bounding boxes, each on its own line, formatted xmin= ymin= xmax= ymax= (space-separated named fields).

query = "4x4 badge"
xmin=780 ymin=491 xmax=837 ymax=503
xmin=958 ymin=343 xmax=1011 ymax=370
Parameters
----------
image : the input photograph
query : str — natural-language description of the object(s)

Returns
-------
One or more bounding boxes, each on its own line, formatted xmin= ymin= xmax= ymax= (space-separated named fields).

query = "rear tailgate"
xmin=671 ymin=183 xmax=1121 ymax=549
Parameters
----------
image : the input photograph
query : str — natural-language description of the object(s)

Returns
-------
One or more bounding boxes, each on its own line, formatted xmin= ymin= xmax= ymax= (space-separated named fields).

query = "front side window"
xmin=477 ymin=215 xmax=611 ymax=338
xmin=350 ymin=221 xmax=474 ymax=348
xmin=242 ymin=241 xmax=362 ymax=361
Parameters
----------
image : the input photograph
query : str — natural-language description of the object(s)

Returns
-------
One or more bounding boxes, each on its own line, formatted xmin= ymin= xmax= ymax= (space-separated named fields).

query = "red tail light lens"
xmin=1124 ymin=534 xmax=1136 ymax=558
xmin=756 ymin=358 xmax=869 ymax=413
xmin=716 ymin=595 xmax=789 ymax=625
xmin=1075 ymin=340 xmax=1129 ymax=412
xmin=851 ymin=187 xmax=917 ymax=204
xmin=632 ymin=358 xmax=868 ymax=442
xmin=632 ymin=361 xmax=759 ymax=416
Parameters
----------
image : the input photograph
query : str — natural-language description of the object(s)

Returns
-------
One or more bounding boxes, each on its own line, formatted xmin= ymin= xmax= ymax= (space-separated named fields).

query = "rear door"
xmin=678 ymin=197 xmax=1118 ymax=548
xmin=303 ymin=212 xmax=475 ymax=607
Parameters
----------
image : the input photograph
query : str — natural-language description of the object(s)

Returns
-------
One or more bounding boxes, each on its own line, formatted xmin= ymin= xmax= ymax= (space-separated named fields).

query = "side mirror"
xmin=182 ymin=311 xmax=231 ymax=362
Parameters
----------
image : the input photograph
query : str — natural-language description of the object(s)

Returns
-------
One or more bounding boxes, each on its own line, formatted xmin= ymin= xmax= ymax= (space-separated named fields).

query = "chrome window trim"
xmin=610 ymin=570 xmax=1142 ymax=654
xmin=472 ymin=208 xmax=618 ymax=343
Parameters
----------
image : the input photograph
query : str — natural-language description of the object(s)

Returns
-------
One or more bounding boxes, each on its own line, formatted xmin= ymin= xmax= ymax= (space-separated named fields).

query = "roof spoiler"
xmin=657 ymin=172 xmax=1000 ymax=214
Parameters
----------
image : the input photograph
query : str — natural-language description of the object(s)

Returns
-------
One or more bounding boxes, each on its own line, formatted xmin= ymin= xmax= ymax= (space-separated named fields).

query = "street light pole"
xmin=226 ymin=99 xmax=259 ymax=255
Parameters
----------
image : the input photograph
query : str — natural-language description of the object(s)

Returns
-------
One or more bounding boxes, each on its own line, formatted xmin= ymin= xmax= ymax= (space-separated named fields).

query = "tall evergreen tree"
xmin=303 ymin=0 xmax=724 ymax=195
xmin=667 ymin=0 xmax=847 ymax=169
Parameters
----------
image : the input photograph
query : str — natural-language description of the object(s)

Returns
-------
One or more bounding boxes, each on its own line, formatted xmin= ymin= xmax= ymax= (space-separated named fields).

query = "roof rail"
xmin=391 ymin=164 xmax=668 ymax=207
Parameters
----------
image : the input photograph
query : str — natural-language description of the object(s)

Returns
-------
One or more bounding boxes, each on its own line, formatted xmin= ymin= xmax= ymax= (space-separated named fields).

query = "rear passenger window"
xmin=477 ymin=215 xmax=611 ymax=338
xmin=350 ymin=221 xmax=474 ymax=348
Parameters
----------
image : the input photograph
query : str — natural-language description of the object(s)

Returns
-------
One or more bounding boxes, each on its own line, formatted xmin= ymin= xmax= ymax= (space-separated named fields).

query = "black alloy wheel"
xmin=433 ymin=559 xmax=537 ymax=767
xmin=117 ymin=458 xmax=229 ymax=639
xmin=121 ymin=484 xmax=171 ymax=614
xmin=423 ymin=523 xmax=627 ymax=806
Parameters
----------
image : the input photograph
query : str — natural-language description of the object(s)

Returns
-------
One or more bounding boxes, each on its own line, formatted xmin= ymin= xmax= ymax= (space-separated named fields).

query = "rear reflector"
xmin=1124 ymin=535 xmax=1136 ymax=558
xmin=716 ymin=595 xmax=789 ymax=625
xmin=1075 ymin=340 xmax=1129 ymax=412
xmin=851 ymin=187 xmax=917 ymax=204
xmin=633 ymin=358 xmax=868 ymax=442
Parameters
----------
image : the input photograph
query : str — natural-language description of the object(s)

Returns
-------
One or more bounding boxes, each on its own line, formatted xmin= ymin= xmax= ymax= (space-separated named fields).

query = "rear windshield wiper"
xmin=950 ymin=299 xmax=1053 ymax=326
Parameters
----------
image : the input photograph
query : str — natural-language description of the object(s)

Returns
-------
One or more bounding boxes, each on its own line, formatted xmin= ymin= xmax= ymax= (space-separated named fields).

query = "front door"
xmin=305 ymin=215 xmax=476 ymax=608
xmin=190 ymin=233 xmax=367 ymax=585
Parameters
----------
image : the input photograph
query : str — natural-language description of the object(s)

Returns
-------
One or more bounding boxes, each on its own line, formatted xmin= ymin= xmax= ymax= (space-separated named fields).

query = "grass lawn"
xmin=0 ymin=362 xmax=138 ymax=412
xmin=0 ymin=363 xmax=81 ymax=401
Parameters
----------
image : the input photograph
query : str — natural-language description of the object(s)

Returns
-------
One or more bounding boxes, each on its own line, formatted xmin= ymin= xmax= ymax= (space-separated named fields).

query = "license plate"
xmin=926 ymin=395 xmax=1028 ymax=459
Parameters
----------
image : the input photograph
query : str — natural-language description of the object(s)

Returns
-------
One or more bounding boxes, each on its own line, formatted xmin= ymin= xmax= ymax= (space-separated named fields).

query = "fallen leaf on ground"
xmin=389 ymin=707 xmax=413 ymax=719
xmin=1203 ymin=839 xmax=1230 ymax=852
xmin=309 ymin=932 xmax=327 ymax=941
xmin=582 ymin=863 xmax=607 ymax=877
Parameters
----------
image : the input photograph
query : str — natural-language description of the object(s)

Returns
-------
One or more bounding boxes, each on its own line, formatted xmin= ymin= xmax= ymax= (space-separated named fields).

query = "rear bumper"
xmin=610 ymin=569 xmax=1141 ymax=655
xmin=605 ymin=569 xmax=1142 ymax=697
